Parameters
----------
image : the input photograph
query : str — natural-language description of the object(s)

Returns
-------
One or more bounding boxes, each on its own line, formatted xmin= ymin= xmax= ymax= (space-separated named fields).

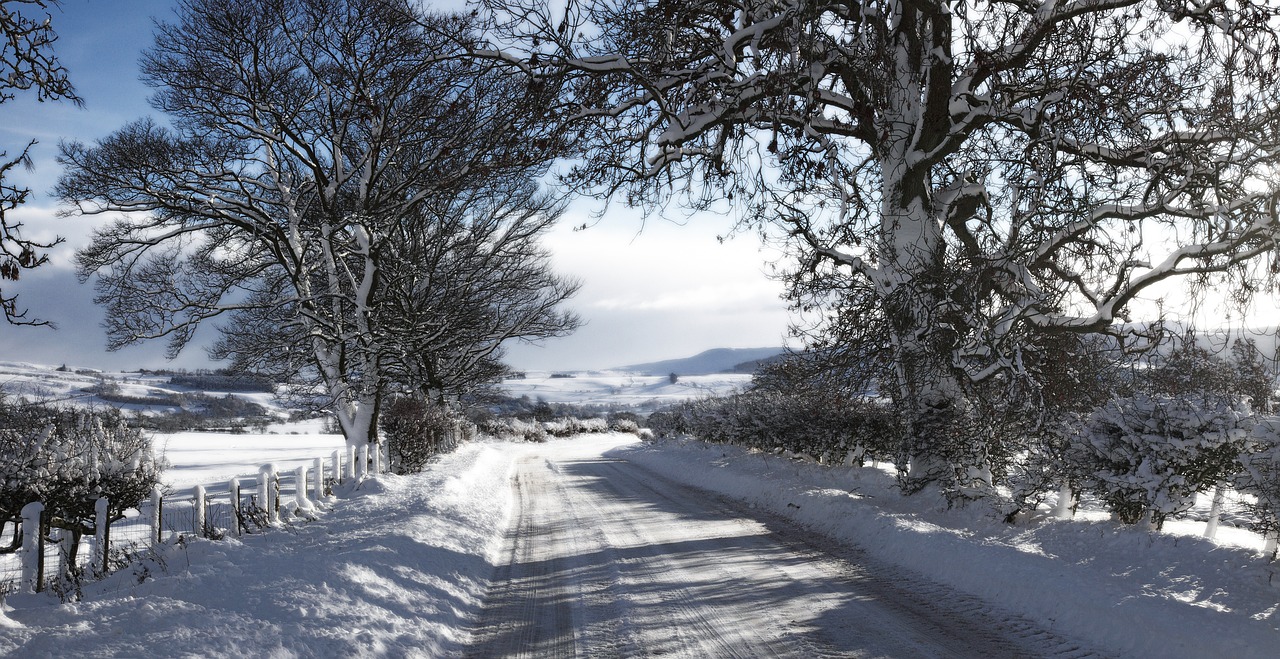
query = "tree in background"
xmin=0 ymin=0 xmax=78 ymax=323
xmin=57 ymin=0 xmax=577 ymax=447
xmin=1146 ymin=333 xmax=1275 ymax=411
xmin=480 ymin=0 xmax=1280 ymax=492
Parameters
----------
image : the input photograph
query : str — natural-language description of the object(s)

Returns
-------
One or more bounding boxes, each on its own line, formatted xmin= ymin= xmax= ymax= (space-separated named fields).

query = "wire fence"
xmin=1 ymin=442 xmax=390 ymax=597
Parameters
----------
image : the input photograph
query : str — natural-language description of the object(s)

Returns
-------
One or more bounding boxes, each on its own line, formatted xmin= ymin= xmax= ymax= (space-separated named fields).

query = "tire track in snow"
xmin=467 ymin=444 xmax=1106 ymax=658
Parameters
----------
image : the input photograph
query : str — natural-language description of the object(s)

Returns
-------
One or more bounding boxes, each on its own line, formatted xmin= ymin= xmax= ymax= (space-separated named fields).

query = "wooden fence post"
xmin=229 ymin=477 xmax=242 ymax=536
xmin=294 ymin=465 xmax=310 ymax=509
xmin=93 ymin=497 xmax=110 ymax=578
xmin=151 ymin=487 xmax=164 ymax=546
xmin=1204 ymin=483 xmax=1226 ymax=541
xmin=21 ymin=501 xmax=44 ymax=593
xmin=259 ymin=465 xmax=279 ymax=524
xmin=194 ymin=485 xmax=207 ymax=536
xmin=314 ymin=457 xmax=325 ymax=500
xmin=51 ymin=527 xmax=67 ymax=584
xmin=333 ymin=449 xmax=343 ymax=485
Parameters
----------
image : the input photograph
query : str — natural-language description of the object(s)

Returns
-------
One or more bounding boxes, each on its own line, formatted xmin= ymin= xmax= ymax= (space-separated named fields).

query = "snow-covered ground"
xmin=500 ymin=371 xmax=751 ymax=409
xmin=156 ymin=422 xmax=346 ymax=490
xmin=2 ymin=432 xmax=1277 ymax=656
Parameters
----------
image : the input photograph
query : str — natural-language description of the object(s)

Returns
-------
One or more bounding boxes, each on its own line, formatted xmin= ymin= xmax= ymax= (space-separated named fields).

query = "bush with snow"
xmin=646 ymin=390 xmax=897 ymax=466
xmin=0 ymin=399 xmax=162 ymax=561
xmin=1236 ymin=416 xmax=1280 ymax=540
xmin=1067 ymin=393 xmax=1252 ymax=528
xmin=379 ymin=397 xmax=465 ymax=474
xmin=478 ymin=417 xmax=547 ymax=443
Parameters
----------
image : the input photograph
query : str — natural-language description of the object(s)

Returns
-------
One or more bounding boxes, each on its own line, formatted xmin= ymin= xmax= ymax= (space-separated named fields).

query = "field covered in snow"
xmin=499 ymin=371 xmax=751 ymax=410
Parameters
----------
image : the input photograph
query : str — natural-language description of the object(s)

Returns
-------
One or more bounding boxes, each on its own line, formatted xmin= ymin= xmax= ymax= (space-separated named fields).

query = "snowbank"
xmin=0 ymin=441 xmax=517 ymax=658
xmin=610 ymin=437 xmax=1280 ymax=658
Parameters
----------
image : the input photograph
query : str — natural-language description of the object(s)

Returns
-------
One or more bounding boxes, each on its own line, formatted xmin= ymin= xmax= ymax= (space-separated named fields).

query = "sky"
xmin=0 ymin=0 xmax=793 ymax=373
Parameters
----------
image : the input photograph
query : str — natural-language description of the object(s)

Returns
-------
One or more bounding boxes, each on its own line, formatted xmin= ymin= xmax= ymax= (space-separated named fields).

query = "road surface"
xmin=466 ymin=443 xmax=1101 ymax=658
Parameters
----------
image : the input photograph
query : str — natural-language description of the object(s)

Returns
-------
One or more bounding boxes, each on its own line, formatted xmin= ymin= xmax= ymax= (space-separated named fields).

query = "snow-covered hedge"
xmin=1066 ymin=394 xmax=1252 ymax=528
xmin=1237 ymin=417 xmax=1280 ymax=539
xmin=0 ymin=400 xmax=162 ymax=559
xmin=646 ymin=390 xmax=897 ymax=465
xmin=478 ymin=415 xmax=625 ymax=442
xmin=379 ymin=398 xmax=468 ymax=474
xmin=542 ymin=417 xmax=609 ymax=437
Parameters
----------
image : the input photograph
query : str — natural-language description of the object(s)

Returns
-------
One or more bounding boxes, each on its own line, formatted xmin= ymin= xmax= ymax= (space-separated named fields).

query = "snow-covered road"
xmin=467 ymin=443 xmax=1095 ymax=657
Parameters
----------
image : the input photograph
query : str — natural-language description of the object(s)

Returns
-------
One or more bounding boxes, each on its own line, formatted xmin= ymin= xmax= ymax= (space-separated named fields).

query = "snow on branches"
xmin=0 ymin=399 xmax=162 ymax=561
xmin=1063 ymin=393 xmax=1252 ymax=529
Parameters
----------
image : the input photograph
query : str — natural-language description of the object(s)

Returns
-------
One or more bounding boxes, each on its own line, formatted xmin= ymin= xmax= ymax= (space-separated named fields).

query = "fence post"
xmin=333 ymin=449 xmax=343 ymax=485
xmin=93 ymin=497 xmax=110 ymax=578
xmin=151 ymin=487 xmax=163 ymax=546
xmin=21 ymin=501 xmax=44 ymax=593
xmin=194 ymin=485 xmax=207 ymax=536
xmin=346 ymin=445 xmax=357 ymax=481
xmin=314 ymin=457 xmax=325 ymax=500
xmin=1204 ymin=482 xmax=1226 ymax=541
xmin=1052 ymin=484 xmax=1074 ymax=520
xmin=258 ymin=465 xmax=280 ymax=524
xmin=371 ymin=442 xmax=382 ymax=474
xmin=358 ymin=444 xmax=370 ymax=479
xmin=295 ymin=465 xmax=310 ymax=509
xmin=229 ymin=477 xmax=242 ymax=536
xmin=51 ymin=527 xmax=67 ymax=584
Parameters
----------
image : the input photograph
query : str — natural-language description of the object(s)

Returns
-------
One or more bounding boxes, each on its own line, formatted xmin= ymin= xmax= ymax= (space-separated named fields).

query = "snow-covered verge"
xmin=0 ymin=441 xmax=517 ymax=658
xmin=611 ymin=437 xmax=1280 ymax=659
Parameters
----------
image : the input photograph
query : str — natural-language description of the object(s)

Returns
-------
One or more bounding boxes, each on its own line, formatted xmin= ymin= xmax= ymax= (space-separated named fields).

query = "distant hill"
xmin=619 ymin=347 xmax=787 ymax=376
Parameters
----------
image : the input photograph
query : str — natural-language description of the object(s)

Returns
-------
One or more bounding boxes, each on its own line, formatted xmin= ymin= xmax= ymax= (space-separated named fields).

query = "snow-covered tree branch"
xmin=0 ymin=0 xmax=79 ymax=324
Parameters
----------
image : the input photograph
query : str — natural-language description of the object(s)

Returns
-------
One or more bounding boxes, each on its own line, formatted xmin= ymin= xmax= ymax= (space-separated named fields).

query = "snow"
xmin=500 ymin=371 xmax=750 ymax=410
xmin=156 ymin=426 xmax=346 ymax=490
xmin=616 ymin=437 xmax=1280 ymax=658
xmin=0 ymin=426 xmax=1277 ymax=656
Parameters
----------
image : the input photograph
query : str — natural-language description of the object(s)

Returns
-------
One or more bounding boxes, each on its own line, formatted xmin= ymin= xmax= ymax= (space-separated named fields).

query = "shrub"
xmin=379 ymin=398 xmax=461 ymax=474
xmin=1068 ymin=393 xmax=1251 ymax=528
xmin=646 ymin=390 xmax=897 ymax=465
xmin=0 ymin=400 xmax=162 ymax=562
xmin=1236 ymin=416 xmax=1280 ymax=540
xmin=479 ymin=417 xmax=547 ymax=442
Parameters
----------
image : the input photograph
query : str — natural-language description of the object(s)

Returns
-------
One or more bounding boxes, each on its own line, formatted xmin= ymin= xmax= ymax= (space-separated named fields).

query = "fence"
xmin=0 ymin=441 xmax=391 ymax=596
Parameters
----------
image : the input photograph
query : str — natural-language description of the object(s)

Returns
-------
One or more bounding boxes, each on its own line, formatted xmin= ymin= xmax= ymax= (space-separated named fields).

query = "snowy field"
xmin=499 ymin=371 xmax=751 ymax=409
xmin=1 ymin=432 xmax=1277 ymax=656
xmin=156 ymin=421 xmax=346 ymax=490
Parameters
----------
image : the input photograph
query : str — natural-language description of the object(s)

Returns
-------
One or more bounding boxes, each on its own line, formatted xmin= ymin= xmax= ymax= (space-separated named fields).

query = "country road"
xmin=465 ymin=443 xmax=1101 ymax=658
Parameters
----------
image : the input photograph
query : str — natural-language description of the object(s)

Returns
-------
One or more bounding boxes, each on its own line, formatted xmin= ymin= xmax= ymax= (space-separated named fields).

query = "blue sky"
xmin=0 ymin=0 xmax=793 ymax=372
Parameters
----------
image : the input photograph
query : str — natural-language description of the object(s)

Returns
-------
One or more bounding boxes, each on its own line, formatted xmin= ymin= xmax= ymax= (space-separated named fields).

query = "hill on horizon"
xmin=618 ymin=347 xmax=786 ymax=376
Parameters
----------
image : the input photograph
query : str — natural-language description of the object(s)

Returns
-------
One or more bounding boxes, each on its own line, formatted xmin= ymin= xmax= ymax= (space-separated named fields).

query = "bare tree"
xmin=57 ymin=0 xmax=574 ymax=447
xmin=0 ymin=0 xmax=78 ymax=324
xmin=377 ymin=176 xmax=581 ymax=404
xmin=482 ymin=0 xmax=1280 ymax=490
